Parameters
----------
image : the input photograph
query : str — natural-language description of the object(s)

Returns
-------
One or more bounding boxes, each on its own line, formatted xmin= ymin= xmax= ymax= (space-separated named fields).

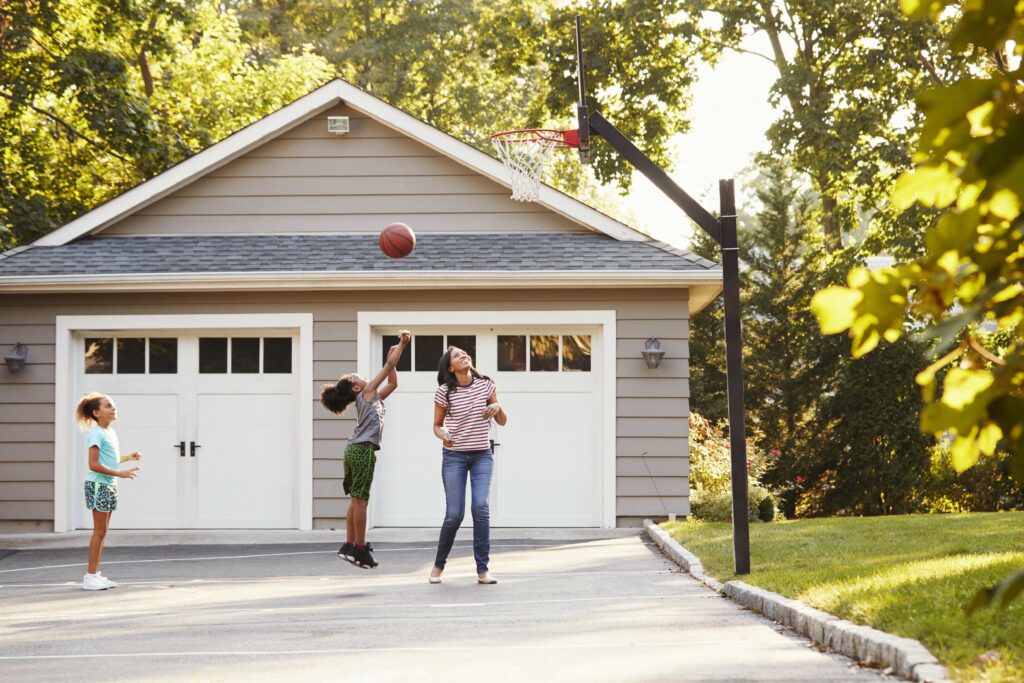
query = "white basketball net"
xmin=491 ymin=134 xmax=560 ymax=203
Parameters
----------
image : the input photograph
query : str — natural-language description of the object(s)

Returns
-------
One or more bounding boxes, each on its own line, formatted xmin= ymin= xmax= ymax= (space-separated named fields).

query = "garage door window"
xmin=382 ymin=334 xmax=477 ymax=372
xmin=85 ymin=337 xmax=179 ymax=374
xmin=199 ymin=337 xmax=292 ymax=374
xmin=497 ymin=334 xmax=591 ymax=372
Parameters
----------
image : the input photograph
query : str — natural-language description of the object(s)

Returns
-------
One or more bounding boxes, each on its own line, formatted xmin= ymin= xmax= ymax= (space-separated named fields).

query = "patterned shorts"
xmin=343 ymin=442 xmax=378 ymax=500
xmin=84 ymin=480 xmax=118 ymax=513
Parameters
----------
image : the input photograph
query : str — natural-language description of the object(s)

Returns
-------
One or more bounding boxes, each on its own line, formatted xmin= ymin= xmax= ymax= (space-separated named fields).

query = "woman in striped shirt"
xmin=429 ymin=346 xmax=507 ymax=585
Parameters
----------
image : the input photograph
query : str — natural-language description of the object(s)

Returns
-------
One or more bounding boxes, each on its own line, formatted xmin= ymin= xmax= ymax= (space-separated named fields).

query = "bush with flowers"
xmin=688 ymin=412 xmax=780 ymax=522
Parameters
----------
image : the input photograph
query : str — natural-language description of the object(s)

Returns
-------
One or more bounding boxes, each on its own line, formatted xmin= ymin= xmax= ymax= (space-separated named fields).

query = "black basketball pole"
xmin=575 ymin=17 xmax=751 ymax=574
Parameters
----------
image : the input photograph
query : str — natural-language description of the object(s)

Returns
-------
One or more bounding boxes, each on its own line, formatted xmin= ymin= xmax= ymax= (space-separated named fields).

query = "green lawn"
xmin=663 ymin=512 xmax=1024 ymax=683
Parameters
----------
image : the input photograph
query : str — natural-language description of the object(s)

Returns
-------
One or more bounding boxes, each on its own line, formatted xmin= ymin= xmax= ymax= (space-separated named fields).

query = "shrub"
xmin=690 ymin=485 xmax=779 ymax=522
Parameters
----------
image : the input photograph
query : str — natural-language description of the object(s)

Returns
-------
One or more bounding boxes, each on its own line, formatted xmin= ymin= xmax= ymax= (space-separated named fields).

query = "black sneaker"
xmin=350 ymin=545 xmax=378 ymax=569
xmin=338 ymin=542 xmax=354 ymax=560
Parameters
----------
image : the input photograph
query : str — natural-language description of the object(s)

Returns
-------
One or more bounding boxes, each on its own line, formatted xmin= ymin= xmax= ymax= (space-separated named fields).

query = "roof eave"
xmin=0 ymin=268 xmax=723 ymax=315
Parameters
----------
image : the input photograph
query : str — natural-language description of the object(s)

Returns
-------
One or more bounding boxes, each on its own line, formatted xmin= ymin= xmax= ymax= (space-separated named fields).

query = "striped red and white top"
xmin=434 ymin=377 xmax=496 ymax=452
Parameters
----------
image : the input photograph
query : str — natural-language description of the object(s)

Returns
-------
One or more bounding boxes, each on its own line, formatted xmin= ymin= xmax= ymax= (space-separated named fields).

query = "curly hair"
xmin=75 ymin=392 xmax=108 ymax=432
xmin=320 ymin=377 xmax=358 ymax=414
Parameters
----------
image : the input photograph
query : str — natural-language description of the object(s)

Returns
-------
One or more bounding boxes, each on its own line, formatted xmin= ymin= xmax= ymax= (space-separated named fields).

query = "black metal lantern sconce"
xmin=641 ymin=337 xmax=666 ymax=369
xmin=4 ymin=342 xmax=28 ymax=373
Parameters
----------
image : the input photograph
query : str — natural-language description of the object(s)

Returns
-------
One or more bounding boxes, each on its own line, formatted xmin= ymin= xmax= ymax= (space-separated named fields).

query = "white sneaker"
xmin=82 ymin=573 xmax=108 ymax=591
xmin=97 ymin=572 xmax=118 ymax=588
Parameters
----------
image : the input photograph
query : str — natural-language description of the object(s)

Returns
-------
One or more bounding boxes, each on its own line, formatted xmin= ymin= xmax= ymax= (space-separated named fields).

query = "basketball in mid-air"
xmin=379 ymin=222 xmax=416 ymax=259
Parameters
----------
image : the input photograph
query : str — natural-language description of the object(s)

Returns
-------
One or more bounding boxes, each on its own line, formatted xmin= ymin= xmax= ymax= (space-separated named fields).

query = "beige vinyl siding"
xmin=0 ymin=325 xmax=57 ymax=531
xmin=106 ymin=105 xmax=586 ymax=236
xmin=0 ymin=287 xmax=689 ymax=529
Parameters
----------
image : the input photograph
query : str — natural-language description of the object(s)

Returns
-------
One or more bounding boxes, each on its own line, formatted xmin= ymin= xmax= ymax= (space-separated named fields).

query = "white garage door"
xmin=372 ymin=327 xmax=603 ymax=527
xmin=72 ymin=333 xmax=298 ymax=529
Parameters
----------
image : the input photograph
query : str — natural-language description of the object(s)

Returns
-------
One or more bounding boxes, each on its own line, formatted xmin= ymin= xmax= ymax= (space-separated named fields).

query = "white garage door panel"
xmin=375 ymin=391 xmax=446 ymax=526
xmin=492 ymin=391 xmax=599 ymax=526
xmin=196 ymin=393 xmax=294 ymax=528
xmin=80 ymin=394 xmax=181 ymax=529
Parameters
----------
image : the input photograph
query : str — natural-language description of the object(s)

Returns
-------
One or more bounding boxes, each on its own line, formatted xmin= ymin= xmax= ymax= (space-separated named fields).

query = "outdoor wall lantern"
xmin=641 ymin=337 xmax=666 ymax=369
xmin=4 ymin=342 xmax=28 ymax=373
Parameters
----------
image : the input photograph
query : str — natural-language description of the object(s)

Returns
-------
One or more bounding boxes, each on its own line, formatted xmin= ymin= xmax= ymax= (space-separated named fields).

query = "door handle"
xmin=174 ymin=441 xmax=186 ymax=457
xmin=190 ymin=442 xmax=201 ymax=457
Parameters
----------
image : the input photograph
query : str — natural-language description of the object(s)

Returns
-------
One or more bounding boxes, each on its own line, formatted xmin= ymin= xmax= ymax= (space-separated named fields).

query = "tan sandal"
xmin=429 ymin=569 xmax=443 ymax=584
xmin=477 ymin=573 xmax=497 ymax=585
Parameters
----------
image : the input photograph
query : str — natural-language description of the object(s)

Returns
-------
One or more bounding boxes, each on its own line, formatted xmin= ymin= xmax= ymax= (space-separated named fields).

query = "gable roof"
xmin=35 ymin=79 xmax=653 ymax=247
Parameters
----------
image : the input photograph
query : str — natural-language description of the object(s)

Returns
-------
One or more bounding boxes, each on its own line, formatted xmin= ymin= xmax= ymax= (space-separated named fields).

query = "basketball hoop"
xmin=490 ymin=129 xmax=580 ymax=202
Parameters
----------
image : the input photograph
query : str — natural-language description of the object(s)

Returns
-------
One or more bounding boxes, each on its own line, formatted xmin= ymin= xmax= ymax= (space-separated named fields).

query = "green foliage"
xmin=0 ymin=0 xmax=333 ymax=248
xmin=679 ymin=0 xmax=978 ymax=251
xmin=664 ymin=513 xmax=1024 ymax=680
xmin=687 ymin=412 xmax=778 ymax=522
xmin=811 ymin=0 xmax=1024 ymax=609
xmin=806 ymin=337 xmax=935 ymax=516
xmin=690 ymin=485 xmax=778 ymax=523
xmin=922 ymin=443 xmax=1024 ymax=513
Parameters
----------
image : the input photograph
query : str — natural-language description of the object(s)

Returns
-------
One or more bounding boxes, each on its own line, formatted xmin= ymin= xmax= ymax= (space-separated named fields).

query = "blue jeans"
xmin=434 ymin=448 xmax=493 ymax=574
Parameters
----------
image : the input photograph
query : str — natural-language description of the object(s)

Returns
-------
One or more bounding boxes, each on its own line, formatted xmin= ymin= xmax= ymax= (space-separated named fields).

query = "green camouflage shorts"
xmin=343 ymin=442 xmax=377 ymax=500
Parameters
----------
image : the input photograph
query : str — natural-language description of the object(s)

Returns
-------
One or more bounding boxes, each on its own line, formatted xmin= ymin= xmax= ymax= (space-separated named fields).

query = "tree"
xmin=679 ymin=0 xmax=975 ymax=251
xmin=811 ymin=0 xmax=1024 ymax=610
xmin=1 ymin=0 xmax=334 ymax=249
xmin=808 ymin=337 xmax=934 ymax=516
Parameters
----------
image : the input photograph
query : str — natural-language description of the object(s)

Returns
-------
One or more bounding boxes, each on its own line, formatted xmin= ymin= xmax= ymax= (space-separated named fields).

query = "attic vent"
xmin=327 ymin=116 xmax=350 ymax=135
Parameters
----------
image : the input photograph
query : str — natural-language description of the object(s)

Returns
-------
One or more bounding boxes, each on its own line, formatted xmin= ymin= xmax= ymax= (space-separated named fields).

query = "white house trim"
xmin=0 ymin=269 xmax=723 ymax=314
xmin=53 ymin=313 xmax=314 ymax=532
xmin=34 ymin=79 xmax=651 ymax=247
xmin=357 ymin=310 xmax=618 ymax=529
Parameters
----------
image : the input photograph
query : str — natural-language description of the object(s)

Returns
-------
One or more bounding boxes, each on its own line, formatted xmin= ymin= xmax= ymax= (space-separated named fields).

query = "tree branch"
xmin=0 ymin=89 xmax=131 ymax=163
xmin=705 ymin=40 xmax=776 ymax=65
xmin=918 ymin=50 xmax=944 ymax=86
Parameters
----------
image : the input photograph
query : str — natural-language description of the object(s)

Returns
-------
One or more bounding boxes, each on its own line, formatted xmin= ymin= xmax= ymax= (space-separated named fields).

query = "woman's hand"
xmin=399 ymin=329 xmax=411 ymax=345
xmin=438 ymin=426 xmax=453 ymax=448
xmin=128 ymin=451 xmax=142 ymax=461
xmin=482 ymin=403 xmax=503 ymax=419
xmin=119 ymin=467 xmax=140 ymax=480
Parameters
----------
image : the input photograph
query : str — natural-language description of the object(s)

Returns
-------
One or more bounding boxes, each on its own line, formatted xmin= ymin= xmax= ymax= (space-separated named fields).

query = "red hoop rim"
xmin=490 ymin=128 xmax=580 ymax=148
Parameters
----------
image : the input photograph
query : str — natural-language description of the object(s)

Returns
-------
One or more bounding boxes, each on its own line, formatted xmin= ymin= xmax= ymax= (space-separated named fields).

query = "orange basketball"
xmin=379 ymin=222 xmax=416 ymax=258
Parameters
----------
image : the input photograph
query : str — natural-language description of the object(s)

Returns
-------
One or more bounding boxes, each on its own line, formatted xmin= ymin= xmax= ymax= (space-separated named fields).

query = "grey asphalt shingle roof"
xmin=0 ymin=233 xmax=718 ymax=277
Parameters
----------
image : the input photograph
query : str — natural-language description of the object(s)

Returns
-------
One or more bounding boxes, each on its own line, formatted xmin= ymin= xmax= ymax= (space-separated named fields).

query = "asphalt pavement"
xmin=0 ymin=530 xmax=889 ymax=682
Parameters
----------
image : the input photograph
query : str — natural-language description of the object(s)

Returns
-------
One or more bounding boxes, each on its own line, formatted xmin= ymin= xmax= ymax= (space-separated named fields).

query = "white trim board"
xmin=53 ymin=313 xmax=314 ymax=533
xmin=357 ymin=310 xmax=618 ymax=529
xmin=35 ymin=79 xmax=651 ymax=247
xmin=0 ymin=270 xmax=722 ymax=315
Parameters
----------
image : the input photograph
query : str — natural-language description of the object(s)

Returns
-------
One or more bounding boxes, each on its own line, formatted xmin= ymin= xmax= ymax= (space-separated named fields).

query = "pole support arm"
xmin=587 ymin=111 xmax=722 ymax=244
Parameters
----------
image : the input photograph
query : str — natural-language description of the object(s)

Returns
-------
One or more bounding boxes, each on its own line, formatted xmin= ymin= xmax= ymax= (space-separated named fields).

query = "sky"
xmin=616 ymin=33 xmax=781 ymax=248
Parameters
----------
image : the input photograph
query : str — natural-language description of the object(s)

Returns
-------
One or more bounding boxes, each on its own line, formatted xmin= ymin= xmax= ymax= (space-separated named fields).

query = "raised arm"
xmin=364 ymin=330 xmax=410 ymax=399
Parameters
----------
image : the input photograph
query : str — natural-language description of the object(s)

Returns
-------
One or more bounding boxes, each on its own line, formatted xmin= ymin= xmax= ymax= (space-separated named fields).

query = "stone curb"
xmin=642 ymin=520 xmax=953 ymax=683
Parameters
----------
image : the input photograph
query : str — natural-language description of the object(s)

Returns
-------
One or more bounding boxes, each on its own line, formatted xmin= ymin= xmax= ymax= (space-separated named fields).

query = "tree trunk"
xmin=820 ymin=194 xmax=842 ymax=251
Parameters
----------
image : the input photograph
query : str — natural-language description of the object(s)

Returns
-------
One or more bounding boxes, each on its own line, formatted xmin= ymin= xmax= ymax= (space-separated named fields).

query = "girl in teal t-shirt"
xmin=75 ymin=392 xmax=142 ymax=591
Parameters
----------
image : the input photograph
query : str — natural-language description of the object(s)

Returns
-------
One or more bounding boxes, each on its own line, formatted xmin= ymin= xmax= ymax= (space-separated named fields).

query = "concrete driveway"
xmin=0 ymin=529 xmax=886 ymax=682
